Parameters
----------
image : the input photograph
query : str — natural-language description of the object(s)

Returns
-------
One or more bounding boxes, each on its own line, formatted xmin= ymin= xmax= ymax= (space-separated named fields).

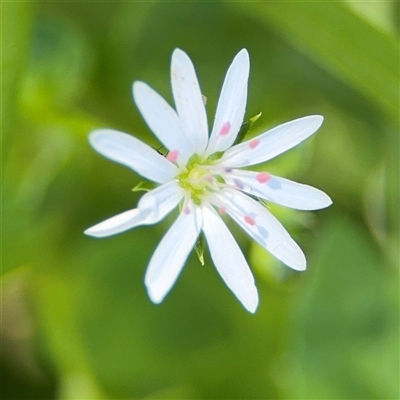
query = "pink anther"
xmin=218 ymin=207 xmax=226 ymax=215
xmin=249 ymin=139 xmax=260 ymax=149
xmin=244 ymin=215 xmax=256 ymax=226
xmin=219 ymin=122 xmax=231 ymax=136
xmin=183 ymin=206 xmax=191 ymax=215
xmin=167 ymin=150 xmax=179 ymax=162
xmin=256 ymin=172 xmax=271 ymax=184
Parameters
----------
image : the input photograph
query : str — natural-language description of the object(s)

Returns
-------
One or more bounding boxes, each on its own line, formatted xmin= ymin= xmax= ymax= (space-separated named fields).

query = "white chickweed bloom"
xmin=85 ymin=49 xmax=332 ymax=313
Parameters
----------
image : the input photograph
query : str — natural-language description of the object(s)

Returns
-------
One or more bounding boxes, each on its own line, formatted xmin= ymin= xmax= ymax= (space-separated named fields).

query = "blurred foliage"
xmin=2 ymin=1 xmax=399 ymax=399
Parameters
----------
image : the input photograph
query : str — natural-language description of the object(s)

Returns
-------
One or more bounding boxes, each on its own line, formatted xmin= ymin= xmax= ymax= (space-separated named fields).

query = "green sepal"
xmin=131 ymin=180 xmax=156 ymax=193
xmin=257 ymin=197 xmax=270 ymax=208
xmin=233 ymin=112 xmax=262 ymax=145
xmin=194 ymin=233 xmax=205 ymax=266
xmin=206 ymin=151 xmax=224 ymax=162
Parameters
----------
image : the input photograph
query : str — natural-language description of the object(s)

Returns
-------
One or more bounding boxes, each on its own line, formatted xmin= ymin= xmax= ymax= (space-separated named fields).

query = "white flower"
xmin=85 ymin=49 xmax=332 ymax=313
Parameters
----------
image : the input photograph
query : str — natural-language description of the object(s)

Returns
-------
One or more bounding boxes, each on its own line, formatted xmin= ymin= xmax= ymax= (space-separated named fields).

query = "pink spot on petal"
xmin=218 ymin=207 xmax=226 ymax=215
xmin=249 ymin=139 xmax=260 ymax=149
xmin=244 ymin=215 xmax=256 ymax=226
xmin=167 ymin=150 xmax=179 ymax=162
xmin=183 ymin=206 xmax=190 ymax=215
xmin=256 ymin=172 xmax=271 ymax=184
xmin=219 ymin=122 xmax=231 ymax=136
xmin=224 ymin=168 xmax=233 ymax=173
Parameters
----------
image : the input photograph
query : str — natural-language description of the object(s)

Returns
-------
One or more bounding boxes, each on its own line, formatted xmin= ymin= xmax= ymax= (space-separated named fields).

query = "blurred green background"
xmin=2 ymin=1 xmax=399 ymax=399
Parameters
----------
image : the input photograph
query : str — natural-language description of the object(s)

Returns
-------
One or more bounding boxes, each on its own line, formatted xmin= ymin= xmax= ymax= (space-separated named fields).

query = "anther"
xmin=219 ymin=122 xmax=231 ymax=136
xmin=234 ymin=179 xmax=244 ymax=190
xmin=256 ymin=172 xmax=271 ymax=183
xmin=205 ymin=175 xmax=214 ymax=183
xmin=244 ymin=215 xmax=256 ymax=226
xmin=249 ymin=139 xmax=260 ymax=149
xmin=167 ymin=150 xmax=179 ymax=162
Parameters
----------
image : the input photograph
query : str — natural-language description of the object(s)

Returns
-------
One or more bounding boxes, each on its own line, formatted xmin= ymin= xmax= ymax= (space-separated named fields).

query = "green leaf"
xmin=229 ymin=2 xmax=399 ymax=120
xmin=34 ymin=269 xmax=106 ymax=399
xmin=20 ymin=16 xmax=94 ymax=106
xmin=284 ymin=217 xmax=399 ymax=398
xmin=2 ymin=2 xmax=34 ymax=138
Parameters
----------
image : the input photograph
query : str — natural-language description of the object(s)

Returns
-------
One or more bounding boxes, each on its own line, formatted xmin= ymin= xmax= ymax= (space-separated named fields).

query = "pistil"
xmin=178 ymin=159 xmax=224 ymax=206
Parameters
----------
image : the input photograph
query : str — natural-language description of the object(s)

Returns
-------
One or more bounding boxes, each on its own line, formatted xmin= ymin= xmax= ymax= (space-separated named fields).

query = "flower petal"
xmin=219 ymin=115 xmax=324 ymax=168
xmin=211 ymin=189 xmax=306 ymax=271
xmin=171 ymin=49 xmax=208 ymax=154
xmin=206 ymin=49 xmax=250 ymax=156
xmin=224 ymin=170 xmax=332 ymax=210
xmin=145 ymin=200 xmax=202 ymax=304
xmin=89 ymin=129 xmax=178 ymax=183
xmin=139 ymin=180 xmax=185 ymax=221
xmin=85 ymin=181 xmax=184 ymax=238
xmin=84 ymin=208 xmax=151 ymax=238
xmin=202 ymin=204 xmax=258 ymax=313
xmin=133 ymin=81 xmax=193 ymax=165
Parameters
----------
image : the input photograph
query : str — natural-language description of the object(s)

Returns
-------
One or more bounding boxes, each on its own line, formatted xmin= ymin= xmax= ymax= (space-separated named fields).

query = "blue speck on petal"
xmin=268 ymin=178 xmax=282 ymax=190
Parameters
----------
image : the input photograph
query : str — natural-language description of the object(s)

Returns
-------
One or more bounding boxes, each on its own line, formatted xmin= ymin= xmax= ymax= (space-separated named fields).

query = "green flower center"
xmin=177 ymin=155 xmax=222 ymax=206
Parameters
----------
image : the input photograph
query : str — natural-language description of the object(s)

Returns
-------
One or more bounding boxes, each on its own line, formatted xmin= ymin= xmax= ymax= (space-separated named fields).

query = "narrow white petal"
xmin=139 ymin=180 xmax=185 ymax=222
xmin=145 ymin=201 xmax=202 ymax=304
xmin=224 ymin=170 xmax=332 ymax=210
xmin=89 ymin=129 xmax=178 ymax=183
xmin=206 ymin=49 xmax=250 ymax=155
xmin=211 ymin=189 xmax=306 ymax=271
xmin=84 ymin=208 xmax=151 ymax=238
xmin=85 ymin=181 xmax=184 ymax=238
xmin=133 ymin=81 xmax=193 ymax=165
xmin=171 ymin=49 xmax=208 ymax=154
xmin=220 ymin=115 xmax=324 ymax=168
xmin=202 ymin=204 xmax=258 ymax=313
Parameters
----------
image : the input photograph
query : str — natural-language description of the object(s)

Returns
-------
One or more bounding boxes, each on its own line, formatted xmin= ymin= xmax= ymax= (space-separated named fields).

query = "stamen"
xmin=167 ymin=150 xmax=179 ymax=162
xmin=224 ymin=168 xmax=233 ymax=173
xmin=244 ymin=215 xmax=256 ymax=226
xmin=183 ymin=206 xmax=191 ymax=215
xmin=256 ymin=172 xmax=271 ymax=183
xmin=234 ymin=179 xmax=244 ymax=190
xmin=205 ymin=175 xmax=214 ymax=183
xmin=249 ymin=139 xmax=260 ymax=149
xmin=218 ymin=207 xmax=226 ymax=215
xmin=219 ymin=122 xmax=231 ymax=136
